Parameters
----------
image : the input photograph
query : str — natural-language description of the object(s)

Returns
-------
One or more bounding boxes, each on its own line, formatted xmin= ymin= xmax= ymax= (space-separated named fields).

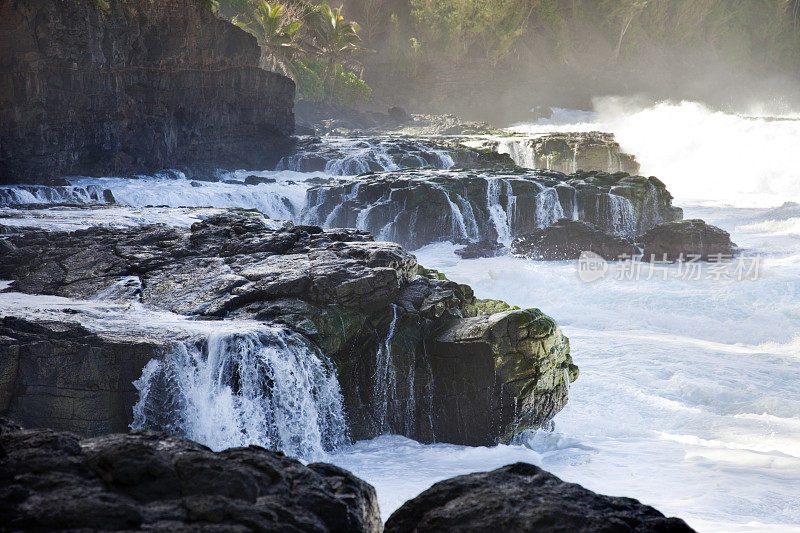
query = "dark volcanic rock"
xmin=302 ymin=168 xmax=682 ymax=249
xmin=385 ymin=462 xmax=695 ymax=533
xmin=0 ymin=0 xmax=295 ymax=185
xmin=0 ymin=213 xmax=576 ymax=446
xmin=512 ymin=219 xmax=638 ymax=260
xmin=0 ymin=318 xmax=167 ymax=436
xmin=0 ymin=420 xmax=381 ymax=532
xmin=455 ymin=240 xmax=505 ymax=259
xmin=641 ymin=219 xmax=734 ymax=262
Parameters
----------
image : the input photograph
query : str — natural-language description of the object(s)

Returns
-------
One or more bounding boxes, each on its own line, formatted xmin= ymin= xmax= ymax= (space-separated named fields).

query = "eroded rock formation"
xmin=512 ymin=218 xmax=638 ymax=261
xmin=302 ymin=169 xmax=682 ymax=249
xmin=476 ymin=132 xmax=641 ymax=175
xmin=0 ymin=0 xmax=295 ymax=184
xmin=0 ymin=212 xmax=576 ymax=445
xmin=641 ymin=219 xmax=734 ymax=262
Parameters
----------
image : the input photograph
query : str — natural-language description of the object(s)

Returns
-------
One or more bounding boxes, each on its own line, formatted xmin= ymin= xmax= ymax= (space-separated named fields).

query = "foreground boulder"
xmin=512 ymin=219 xmax=638 ymax=260
xmin=385 ymin=462 xmax=695 ymax=533
xmin=0 ymin=420 xmax=381 ymax=532
xmin=0 ymin=0 xmax=294 ymax=184
xmin=641 ymin=219 xmax=734 ymax=261
xmin=0 ymin=212 xmax=576 ymax=446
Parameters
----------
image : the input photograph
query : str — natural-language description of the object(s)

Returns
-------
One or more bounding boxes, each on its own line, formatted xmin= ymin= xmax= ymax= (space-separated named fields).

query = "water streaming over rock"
xmin=374 ymin=305 xmax=400 ymax=434
xmin=276 ymin=137 xmax=456 ymax=175
xmin=131 ymin=325 xmax=348 ymax=460
xmin=486 ymin=178 xmax=516 ymax=245
xmin=535 ymin=187 xmax=566 ymax=229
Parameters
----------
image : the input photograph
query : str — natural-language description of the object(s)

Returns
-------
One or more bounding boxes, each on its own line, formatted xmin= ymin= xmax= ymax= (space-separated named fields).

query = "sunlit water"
xmin=328 ymin=104 xmax=800 ymax=532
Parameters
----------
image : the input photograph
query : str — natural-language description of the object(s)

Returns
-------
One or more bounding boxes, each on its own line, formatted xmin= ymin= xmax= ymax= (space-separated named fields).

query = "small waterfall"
xmin=131 ymin=326 xmax=347 ymax=460
xmin=535 ymin=187 xmax=566 ymax=229
xmin=435 ymin=149 xmax=455 ymax=169
xmin=486 ymin=178 xmax=515 ymax=245
xmin=0 ymin=184 xmax=108 ymax=206
xmin=3 ymin=177 xmax=308 ymax=222
xmin=455 ymin=194 xmax=480 ymax=241
xmin=278 ymin=138 xmax=456 ymax=176
xmin=374 ymin=305 xmax=400 ymax=434
xmin=605 ymin=194 xmax=636 ymax=238
xmin=90 ymin=276 xmax=142 ymax=302
xmin=496 ymin=138 xmax=536 ymax=169
xmin=572 ymin=188 xmax=579 ymax=220
xmin=571 ymin=143 xmax=579 ymax=173
xmin=430 ymin=183 xmax=470 ymax=241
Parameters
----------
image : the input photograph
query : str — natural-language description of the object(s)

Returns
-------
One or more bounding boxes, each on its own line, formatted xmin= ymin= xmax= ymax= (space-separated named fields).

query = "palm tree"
xmin=306 ymin=3 xmax=363 ymax=101
xmin=233 ymin=1 xmax=303 ymax=76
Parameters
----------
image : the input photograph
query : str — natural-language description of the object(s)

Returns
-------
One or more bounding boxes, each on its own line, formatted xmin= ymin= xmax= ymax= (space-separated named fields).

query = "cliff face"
xmin=0 ymin=0 xmax=295 ymax=184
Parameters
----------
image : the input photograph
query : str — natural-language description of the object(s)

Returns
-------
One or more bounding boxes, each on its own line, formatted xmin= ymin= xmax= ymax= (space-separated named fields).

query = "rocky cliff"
xmin=0 ymin=0 xmax=295 ymax=185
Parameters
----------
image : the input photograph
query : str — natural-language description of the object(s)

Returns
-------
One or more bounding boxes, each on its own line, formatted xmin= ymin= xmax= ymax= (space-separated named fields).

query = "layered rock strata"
xmin=0 ymin=0 xmax=295 ymax=184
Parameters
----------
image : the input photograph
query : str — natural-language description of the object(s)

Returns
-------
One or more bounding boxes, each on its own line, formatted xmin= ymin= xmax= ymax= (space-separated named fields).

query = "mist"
xmin=336 ymin=0 xmax=800 ymax=123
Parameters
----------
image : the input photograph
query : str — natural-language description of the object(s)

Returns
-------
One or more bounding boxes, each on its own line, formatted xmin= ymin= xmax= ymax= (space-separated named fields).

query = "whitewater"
xmin=2 ymin=100 xmax=798 ymax=531
xmin=328 ymin=102 xmax=800 ymax=532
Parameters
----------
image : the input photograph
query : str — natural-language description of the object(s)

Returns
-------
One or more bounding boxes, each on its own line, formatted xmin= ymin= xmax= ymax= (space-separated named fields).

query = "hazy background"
xmin=330 ymin=0 xmax=800 ymax=123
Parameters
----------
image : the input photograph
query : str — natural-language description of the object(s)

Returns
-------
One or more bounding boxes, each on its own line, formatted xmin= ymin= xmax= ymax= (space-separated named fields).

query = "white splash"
xmin=131 ymin=326 xmax=348 ymax=460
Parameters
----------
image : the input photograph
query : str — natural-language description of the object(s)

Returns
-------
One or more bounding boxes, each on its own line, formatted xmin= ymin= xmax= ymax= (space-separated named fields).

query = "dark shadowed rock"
xmin=641 ymin=219 xmax=734 ymax=262
xmin=0 ymin=0 xmax=294 ymax=184
xmin=455 ymin=240 xmax=506 ymax=259
xmin=302 ymin=168 xmax=681 ymax=249
xmin=385 ymin=462 xmax=696 ymax=533
xmin=512 ymin=219 xmax=638 ymax=260
xmin=0 ymin=420 xmax=381 ymax=532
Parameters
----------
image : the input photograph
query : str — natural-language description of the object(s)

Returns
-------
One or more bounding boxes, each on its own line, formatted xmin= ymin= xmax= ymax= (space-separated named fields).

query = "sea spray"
xmin=131 ymin=326 xmax=347 ymax=460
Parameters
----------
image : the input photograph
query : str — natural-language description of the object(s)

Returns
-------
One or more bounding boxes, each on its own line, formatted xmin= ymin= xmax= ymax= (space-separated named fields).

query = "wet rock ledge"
xmin=0 ymin=212 xmax=577 ymax=446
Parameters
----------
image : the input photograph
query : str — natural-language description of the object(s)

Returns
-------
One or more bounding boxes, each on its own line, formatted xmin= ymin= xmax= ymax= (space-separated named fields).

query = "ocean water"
xmin=2 ymin=100 xmax=798 ymax=531
xmin=329 ymin=103 xmax=800 ymax=532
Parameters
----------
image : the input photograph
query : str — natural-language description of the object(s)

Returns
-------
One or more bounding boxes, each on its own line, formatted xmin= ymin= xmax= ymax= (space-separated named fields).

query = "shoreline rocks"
xmin=512 ymin=219 xmax=638 ymax=261
xmin=303 ymin=168 xmax=682 ymax=249
xmin=0 ymin=212 xmax=576 ymax=446
xmin=474 ymin=132 xmax=641 ymax=175
xmin=384 ymin=462 xmax=696 ymax=532
xmin=0 ymin=420 xmax=381 ymax=532
xmin=641 ymin=219 xmax=734 ymax=262
xmin=0 ymin=0 xmax=295 ymax=185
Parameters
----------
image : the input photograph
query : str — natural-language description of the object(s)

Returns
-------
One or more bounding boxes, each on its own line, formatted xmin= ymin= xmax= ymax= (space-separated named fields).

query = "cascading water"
xmin=374 ymin=304 xmax=400 ymax=434
xmin=0 ymin=184 xmax=107 ymax=206
xmin=535 ymin=187 xmax=566 ymax=229
xmin=486 ymin=178 xmax=516 ymax=245
xmin=496 ymin=138 xmax=537 ymax=169
xmin=131 ymin=326 xmax=348 ymax=460
xmin=430 ymin=183 xmax=471 ymax=241
xmin=604 ymin=194 xmax=636 ymax=239
xmin=276 ymin=138 xmax=456 ymax=176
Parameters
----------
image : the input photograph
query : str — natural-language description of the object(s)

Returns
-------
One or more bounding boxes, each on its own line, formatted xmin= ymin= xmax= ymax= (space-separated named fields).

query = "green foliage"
xmin=89 ymin=0 xmax=110 ymax=13
xmin=233 ymin=1 xmax=304 ymax=75
xmin=331 ymin=65 xmax=372 ymax=106
xmin=198 ymin=0 xmax=220 ymax=12
xmin=293 ymin=58 xmax=372 ymax=106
